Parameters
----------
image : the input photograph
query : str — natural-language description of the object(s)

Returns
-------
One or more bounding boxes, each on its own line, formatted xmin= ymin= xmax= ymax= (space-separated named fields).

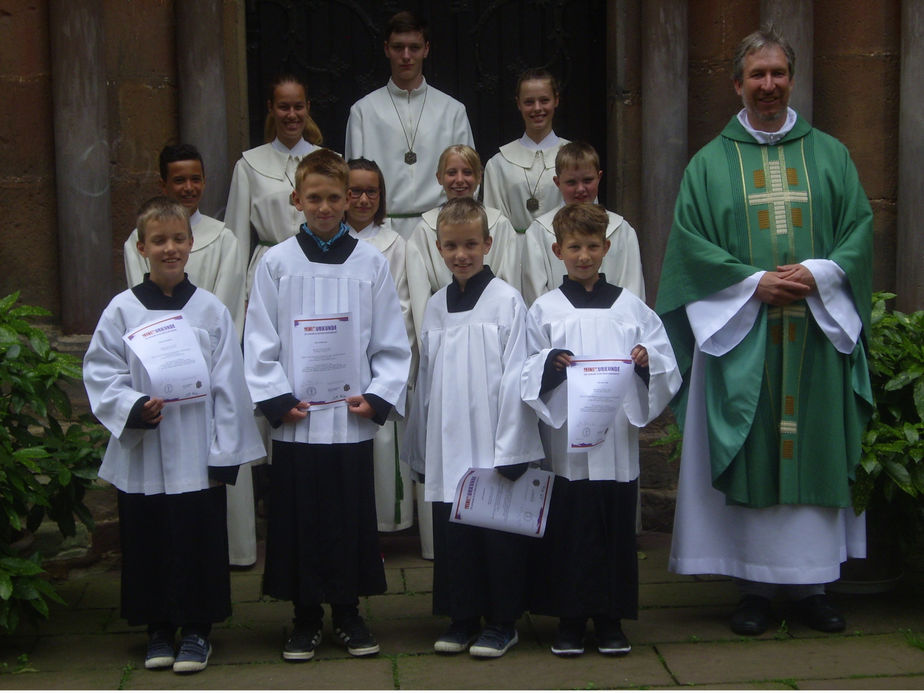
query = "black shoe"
xmin=550 ymin=619 xmax=586 ymax=657
xmin=793 ymin=594 xmax=845 ymax=633
xmin=283 ymin=624 xmax=322 ymax=661
xmin=730 ymin=595 xmax=772 ymax=635
xmin=593 ymin=617 xmax=631 ymax=656
xmin=334 ymin=614 xmax=380 ymax=656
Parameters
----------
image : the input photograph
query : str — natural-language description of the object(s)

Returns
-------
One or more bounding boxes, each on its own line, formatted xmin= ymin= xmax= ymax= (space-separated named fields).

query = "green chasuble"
xmin=656 ymin=115 xmax=873 ymax=509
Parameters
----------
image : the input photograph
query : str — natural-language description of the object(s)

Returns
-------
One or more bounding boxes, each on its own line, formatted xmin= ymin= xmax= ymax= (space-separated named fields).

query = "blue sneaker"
xmin=144 ymin=630 xmax=175 ymax=669
xmin=172 ymin=634 xmax=211 ymax=673
xmin=469 ymin=624 xmax=518 ymax=658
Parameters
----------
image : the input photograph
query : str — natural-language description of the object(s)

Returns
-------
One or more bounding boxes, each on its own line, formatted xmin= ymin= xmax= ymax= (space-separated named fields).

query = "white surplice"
xmin=403 ymin=276 xmax=544 ymax=504
xmin=405 ymin=205 xmax=521 ymax=344
xmin=344 ymin=78 xmax=474 ymax=239
xmin=482 ymin=138 xmax=569 ymax=233
xmin=84 ymin=287 xmax=265 ymax=495
xmin=521 ymin=288 xmax=680 ymax=482
xmin=225 ymin=140 xmax=322 ymax=291
xmin=244 ymin=235 xmax=411 ymax=444
xmin=521 ymin=208 xmax=646 ymax=306
xmin=125 ymin=212 xmax=254 ymax=563
xmin=349 ymin=220 xmax=416 ymax=531
xmin=124 ymin=212 xmax=246 ymax=337
xmin=669 ymin=272 xmax=866 ymax=584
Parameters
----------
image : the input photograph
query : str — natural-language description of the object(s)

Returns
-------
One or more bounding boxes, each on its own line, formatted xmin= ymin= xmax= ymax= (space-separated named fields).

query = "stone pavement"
xmin=1 ymin=531 xmax=923 ymax=690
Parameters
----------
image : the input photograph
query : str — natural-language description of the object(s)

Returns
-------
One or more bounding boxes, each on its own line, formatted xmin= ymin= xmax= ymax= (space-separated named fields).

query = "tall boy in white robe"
xmin=85 ymin=197 xmax=264 ymax=674
xmin=521 ymin=203 xmax=680 ymax=657
xmin=521 ymin=142 xmax=645 ymax=306
xmin=344 ymin=10 xmax=474 ymax=239
xmin=122 ymin=144 xmax=255 ymax=569
xmin=403 ymin=197 xmax=544 ymax=659
xmin=244 ymin=150 xmax=411 ymax=662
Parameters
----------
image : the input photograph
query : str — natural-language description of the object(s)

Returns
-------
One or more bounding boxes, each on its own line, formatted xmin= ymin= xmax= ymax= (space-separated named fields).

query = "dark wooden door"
xmin=245 ymin=0 xmax=607 ymax=204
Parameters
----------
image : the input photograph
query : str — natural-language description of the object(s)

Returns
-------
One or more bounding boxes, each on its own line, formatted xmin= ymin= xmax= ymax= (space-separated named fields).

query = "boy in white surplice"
xmin=243 ymin=150 xmax=411 ymax=662
xmin=403 ymin=197 xmax=543 ymax=659
xmin=521 ymin=203 xmax=680 ymax=658
xmin=84 ymin=197 xmax=264 ymax=674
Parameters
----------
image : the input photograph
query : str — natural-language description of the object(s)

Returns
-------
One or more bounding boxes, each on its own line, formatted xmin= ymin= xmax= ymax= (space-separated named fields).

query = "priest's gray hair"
xmin=436 ymin=196 xmax=489 ymax=241
xmin=733 ymin=25 xmax=795 ymax=82
xmin=136 ymin=196 xmax=192 ymax=242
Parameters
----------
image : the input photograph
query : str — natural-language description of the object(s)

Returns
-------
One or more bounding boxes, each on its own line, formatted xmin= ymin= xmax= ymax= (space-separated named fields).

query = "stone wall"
xmin=0 ymin=0 xmax=247 ymax=317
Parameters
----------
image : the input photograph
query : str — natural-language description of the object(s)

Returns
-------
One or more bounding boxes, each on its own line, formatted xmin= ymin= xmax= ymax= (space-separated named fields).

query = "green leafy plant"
xmin=851 ymin=292 xmax=924 ymax=557
xmin=0 ymin=292 xmax=106 ymax=633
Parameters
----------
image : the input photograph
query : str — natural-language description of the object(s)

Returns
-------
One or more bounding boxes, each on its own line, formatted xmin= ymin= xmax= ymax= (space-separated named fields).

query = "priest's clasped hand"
xmin=755 ymin=264 xmax=816 ymax=306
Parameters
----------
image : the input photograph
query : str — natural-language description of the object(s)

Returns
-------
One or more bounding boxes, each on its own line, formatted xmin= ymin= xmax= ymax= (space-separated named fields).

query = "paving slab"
xmin=368 ymin=615 xmax=441 ymax=656
xmin=365 ymin=592 xmax=433 ymax=621
xmin=394 ymin=645 xmax=674 ymax=690
xmin=25 ymin=633 xmax=138 ymax=673
xmin=28 ymin=607 xmax=113 ymax=636
xmin=403 ymin=565 xmax=434 ymax=594
xmin=383 ymin=566 xmax=404 ymax=594
xmin=662 ymin=682 xmax=792 ymax=689
xmin=632 ymin=605 xmax=788 ymax=644
xmin=229 ymin=571 xmax=264 ymax=603
xmin=122 ymin=658 xmax=395 ymax=690
xmin=640 ymin=578 xmax=738 ymax=608
xmin=0 ymin=668 xmax=124 ymax=689
xmin=73 ymin=574 xmax=121 ymax=609
xmin=799 ymin=673 xmax=924 ymax=689
xmin=659 ymin=632 xmax=924 ymax=686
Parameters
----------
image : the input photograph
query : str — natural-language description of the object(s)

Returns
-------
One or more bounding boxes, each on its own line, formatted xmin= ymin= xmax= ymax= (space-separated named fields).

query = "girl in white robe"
xmin=483 ymin=69 xmax=569 ymax=234
xmin=225 ymin=74 xmax=324 ymax=293
xmin=345 ymin=158 xmax=417 ymax=534
xmin=406 ymin=145 xmax=521 ymax=343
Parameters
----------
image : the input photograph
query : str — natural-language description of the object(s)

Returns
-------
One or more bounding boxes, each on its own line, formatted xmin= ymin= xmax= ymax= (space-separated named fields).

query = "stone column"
xmin=606 ymin=0 xmax=643 ymax=231
xmin=640 ymin=0 xmax=687 ymax=305
xmin=897 ymin=1 xmax=924 ymax=310
xmin=176 ymin=1 xmax=230 ymax=218
xmin=49 ymin=0 xmax=113 ymax=334
xmin=760 ymin=0 xmax=813 ymax=121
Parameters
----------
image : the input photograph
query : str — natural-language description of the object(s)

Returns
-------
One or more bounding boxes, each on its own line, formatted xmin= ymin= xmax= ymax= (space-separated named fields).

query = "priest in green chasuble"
xmin=657 ymin=27 xmax=873 ymax=637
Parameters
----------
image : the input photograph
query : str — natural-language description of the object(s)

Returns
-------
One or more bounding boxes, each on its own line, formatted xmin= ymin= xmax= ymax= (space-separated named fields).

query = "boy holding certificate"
xmin=243 ymin=149 xmax=411 ymax=662
xmin=403 ymin=197 xmax=544 ymax=658
xmin=520 ymin=203 xmax=680 ymax=657
xmin=84 ymin=197 xmax=264 ymax=674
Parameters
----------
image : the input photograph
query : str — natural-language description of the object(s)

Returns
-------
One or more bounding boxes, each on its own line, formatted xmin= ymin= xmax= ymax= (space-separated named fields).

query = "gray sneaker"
xmin=144 ymin=630 xmax=175 ymax=670
xmin=469 ymin=625 xmax=518 ymax=658
xmin=172 ymin=634 xmax=211 ymax=673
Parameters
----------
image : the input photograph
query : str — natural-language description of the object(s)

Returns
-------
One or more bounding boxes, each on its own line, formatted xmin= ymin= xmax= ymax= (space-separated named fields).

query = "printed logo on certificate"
xmin=123 ymin=314 xmax=210 ymax=404
xmin=566 ymin=356 xmax=634 ymax=452
xmin=291 ymin=313 xmax=360 ymax=410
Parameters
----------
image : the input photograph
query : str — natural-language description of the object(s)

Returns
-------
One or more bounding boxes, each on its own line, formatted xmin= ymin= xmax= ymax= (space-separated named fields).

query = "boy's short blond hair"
xmin=552 ymin=203 xmax=608 ymax=244
xmin=555 ymin=141 xmax=601 ymax=175
xmin=436 ymin=144 xmax=482 ymax=184
xmin=136 ymin=196 xmax=191 ymax=242
xmin=436 ymin=196 xmax=489 ymax=241
xmin=294 ymin=148 xmax=349 ymax=191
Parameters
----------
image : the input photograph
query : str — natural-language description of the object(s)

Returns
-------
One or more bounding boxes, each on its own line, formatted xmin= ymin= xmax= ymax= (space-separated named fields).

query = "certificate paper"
xmin=123 ymin=314 xmax=210 ymax=403
xmin=291 ymin=313 xmax=359 ymax=410
xmin=567 ymin=356 xmax=634 ymax=452
xmin=450 ymin=467 xmax=555 ymax=538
